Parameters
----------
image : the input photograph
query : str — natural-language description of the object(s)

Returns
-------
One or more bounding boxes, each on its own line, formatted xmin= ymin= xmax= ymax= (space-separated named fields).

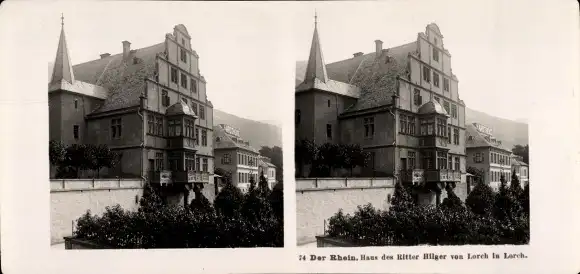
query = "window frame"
xmin=422 ymin=66 xmax=431 ymax=83
xmin=73 ymin=125 xmax=79 ymax=140
xmin=180 ymin=48 xmax=187 ymax=63
xmin=180 ymin=72 xmax=188 ymax=89
xmin=170 ymin=67 xmax=178 ymax=84
xmin=364 ymin=117 xmax=375 ymax=139
xmin=111 ymin=118 xmax=122 ymax=139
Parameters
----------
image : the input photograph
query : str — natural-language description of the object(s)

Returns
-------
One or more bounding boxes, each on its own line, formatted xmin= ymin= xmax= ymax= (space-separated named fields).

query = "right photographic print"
xmin=295 ymin=6 xmax=529 ymax=247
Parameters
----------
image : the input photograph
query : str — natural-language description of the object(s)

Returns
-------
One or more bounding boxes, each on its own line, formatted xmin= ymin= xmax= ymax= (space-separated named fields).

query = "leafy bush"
xmin=325 ymin=181 xmax=529 ymax=246
xmin=73 ymin=179 xmax=284 ymax=248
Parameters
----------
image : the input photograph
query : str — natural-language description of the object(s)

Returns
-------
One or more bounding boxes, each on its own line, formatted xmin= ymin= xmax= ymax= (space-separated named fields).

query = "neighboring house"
xmin=295 ymin=19 xmax=467 ymax=205
xmin=511 ymin=154 xmax=529 ymax=186
xmin=213 ymin=124 xmax=260 ymax=186
xmin=259 ymin=156 xmax=277 ymax=189
xmin=48 ymin=21 xmax=214 ymax=206
xmin=466 ymin=123 xmax=513 ymax=191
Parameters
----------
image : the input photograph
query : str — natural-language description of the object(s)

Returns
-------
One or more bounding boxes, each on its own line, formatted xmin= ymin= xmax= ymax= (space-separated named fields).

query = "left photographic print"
xmin=48 ymin=4 xmax=285 ymax=249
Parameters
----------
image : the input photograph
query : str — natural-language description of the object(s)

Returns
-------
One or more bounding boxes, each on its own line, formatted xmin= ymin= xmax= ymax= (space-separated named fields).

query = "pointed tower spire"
xmin=304 ymin=10 xmax=328 ymax=83
xmin=50 ymin=13 xmax=75 ymax=85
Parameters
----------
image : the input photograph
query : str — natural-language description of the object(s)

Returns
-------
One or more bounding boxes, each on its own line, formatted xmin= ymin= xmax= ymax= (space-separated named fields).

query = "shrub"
xmin=325 ymin=190 xmax=529 ymax=246
xmin=73 ymin=179 xmax=284 ymax=248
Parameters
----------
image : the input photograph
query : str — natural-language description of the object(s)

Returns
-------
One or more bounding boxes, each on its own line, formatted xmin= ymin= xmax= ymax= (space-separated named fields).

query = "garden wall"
xmin=50 ymin=178 xmax=144 ymax=244
xmin=296 ymin=177 xmax=395 ymax=245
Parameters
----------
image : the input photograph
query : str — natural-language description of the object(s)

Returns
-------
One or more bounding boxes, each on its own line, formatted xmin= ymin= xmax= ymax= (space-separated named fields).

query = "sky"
xmin=292 ymin=0 xmax=576 ymax=122
xmin=41 ymin=2 xmax=294 ymax=125
xmin=2 ymin=0 xmax=577 ymax=125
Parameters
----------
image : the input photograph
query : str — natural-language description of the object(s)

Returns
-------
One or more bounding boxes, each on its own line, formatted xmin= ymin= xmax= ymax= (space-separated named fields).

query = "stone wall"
xmin=296 ymin=177 xmax=395 ymax=245
xmin=50 ymin=179 xmax=144 ymax=244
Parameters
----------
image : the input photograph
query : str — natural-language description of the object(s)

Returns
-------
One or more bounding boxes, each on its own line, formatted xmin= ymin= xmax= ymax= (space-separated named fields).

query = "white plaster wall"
xmin=296 ymin=186 xmax=394 ymax=245
xmin=50 ymin=180 xmax=144 ymax=244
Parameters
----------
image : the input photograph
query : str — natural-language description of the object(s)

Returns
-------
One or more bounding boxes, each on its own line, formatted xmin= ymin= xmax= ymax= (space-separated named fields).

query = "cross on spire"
xmin=314 ymin=10 xmax=318 ymax=28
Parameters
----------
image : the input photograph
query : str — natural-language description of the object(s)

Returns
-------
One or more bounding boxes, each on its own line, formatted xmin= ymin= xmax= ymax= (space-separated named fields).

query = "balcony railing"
xmin=149 ymin=170 xmax=210 ymax=185
xmin=400 ymin=169 xmax=461 ymax=183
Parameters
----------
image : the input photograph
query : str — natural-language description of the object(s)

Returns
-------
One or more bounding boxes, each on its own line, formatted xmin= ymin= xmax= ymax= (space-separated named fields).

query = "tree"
xmin=49 ymin=140 xmax=66 ymax=167
xmin=269 ymin=181 xmax=283 ymax=221
xmin=390 ymin=182 xmax=415 ymax=212
xmin=467 ymin=166 xmax=484 ymax=184
xmin=93 ymin=144 xmax=119 ymax=178
xmin=258 ymin=171 xmax=271 ymax=197
xmin=63 ymin=144 xmax=90 ymax=178
xmin=249 ymin=175 xmax=257 ymax=193
xmin=189 ymin=184 xmax=213 ymax=214
xmin=509 ymin=169 xmax=523 ymax=201
xmin=512 ymin=144 xmax=529 ymax=165
xmin=441 ymin=186 xmax=464 ymax=211
xmin=465 ymin=180 xmax=495 ymax=216
xmin=295 ymin=139 xmax=318 ymax=177
xmin=214 ymin=167 xmax=232 ymax=187
xmin=341 ymin=144 xmax=368 ymax=176
xmin=139 ymin=183 xmax=164 ymax=214
xmin=315 ymin=143 xmax=342 ymax=177
xmin=493 ymin=175 xmax=523 ymax=222
xmin=521 ymin=182 xmax=530 ymax=215
xmin=214 ymin=179 xmax=244 ymax=217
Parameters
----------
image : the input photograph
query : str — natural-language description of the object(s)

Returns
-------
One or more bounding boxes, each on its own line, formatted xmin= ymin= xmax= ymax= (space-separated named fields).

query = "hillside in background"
xmin=296 ymin=61 xmax=528 ymax=150
xmin=213 ymin=109 xmax=282 ymax=149
xmin=464 ymin=108 xmax=528 ymax=149
xmin=50 ymin=62 xmax=282 ymax=149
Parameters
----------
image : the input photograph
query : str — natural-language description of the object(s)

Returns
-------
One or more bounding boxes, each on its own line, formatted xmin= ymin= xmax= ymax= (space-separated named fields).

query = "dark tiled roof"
xmin=418 ymin=100 xmax=449 ymax=116
xmin=465 ymin=123 xmax=511 ymax=152
xmin=326 ymin=41 xmax=417 ymax=113
xmin=166 ymin=100 xmax=198 ymax=117
xmin=75 ymin=43 xmax=165 ymax=114
xmin=213 ymin=125 xmax=259 ymax=154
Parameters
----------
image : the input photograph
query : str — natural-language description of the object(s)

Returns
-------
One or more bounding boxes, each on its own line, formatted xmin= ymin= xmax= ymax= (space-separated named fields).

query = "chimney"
xmin=353 ymin=52 xmax=363 ymax=58
xmin=375 ymin=40 xmax=383 ymax=57
xmin=122 ymin=41 xmax=131 ymax=60
xmin=100 ymin=53 xmax=111 ymax=59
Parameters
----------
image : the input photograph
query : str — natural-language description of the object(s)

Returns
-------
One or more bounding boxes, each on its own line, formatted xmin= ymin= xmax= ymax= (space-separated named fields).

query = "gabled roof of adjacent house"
xmin=213 ymin=125 xmax=260 ymax=154
xmin=513 ymin=159 xmax=529 ymax=167
xmin=466 ymin=123 xmax=511 ymax=152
